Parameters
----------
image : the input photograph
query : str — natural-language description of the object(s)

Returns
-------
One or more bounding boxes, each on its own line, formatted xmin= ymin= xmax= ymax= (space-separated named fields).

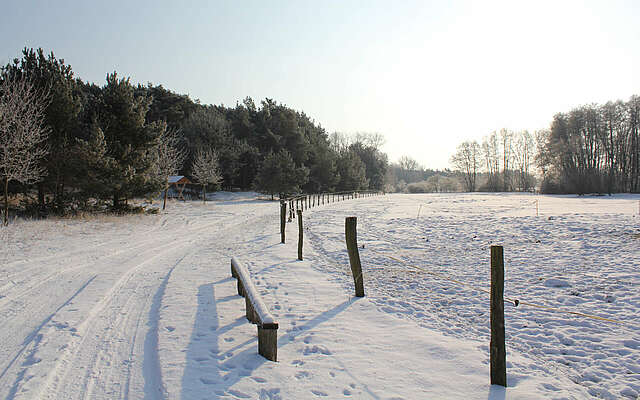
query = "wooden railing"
xmin=230 ymin=257 xmax=279 ymax=361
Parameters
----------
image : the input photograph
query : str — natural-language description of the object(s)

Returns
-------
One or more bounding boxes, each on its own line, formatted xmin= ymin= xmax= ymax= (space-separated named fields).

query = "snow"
xmin=1 ymin=192 xmax=639 ymax=399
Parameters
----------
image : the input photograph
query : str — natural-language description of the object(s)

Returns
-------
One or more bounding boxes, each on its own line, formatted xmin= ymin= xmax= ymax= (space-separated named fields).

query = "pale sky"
xmin=2 ymin=0 xmax=639 ymax=169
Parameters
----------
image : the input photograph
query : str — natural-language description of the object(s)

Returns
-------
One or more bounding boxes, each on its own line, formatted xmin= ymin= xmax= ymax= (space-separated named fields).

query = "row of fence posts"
xmin=278 ymin=192 xmax=507 ymax=387
xmin=280 ymin=190 xmax=383 ymax=244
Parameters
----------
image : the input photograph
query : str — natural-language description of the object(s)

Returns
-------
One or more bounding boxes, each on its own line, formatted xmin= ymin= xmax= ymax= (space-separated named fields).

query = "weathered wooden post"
xmin=345 ymin=217 xmax=365 ymax=297
xmin=280 ymin=200 xmax=286 ymax=243
xmin=490 ymin=245 xmax=507 ymax=387
xmin=258 ymin=324 xmax=278 ymax=361
xmin=231 ymin=259 xmax=238 ymax=279
xmin=297 ymin=209 xmax=303 ymax=261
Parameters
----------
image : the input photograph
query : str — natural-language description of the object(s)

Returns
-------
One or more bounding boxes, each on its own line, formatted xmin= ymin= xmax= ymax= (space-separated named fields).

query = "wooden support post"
xmin=258 ymin=325 xmax=278 ymax=361
xmin=231 ymin=260 xmax=238 ymax=279
xmin=280 ymin=201 xmax=286 ymax=243
xmin=490 ymin=245 xmax=507 ymax=387
xmin=345 ymin=217 xmax=365 ymax=297
xmin=246 ymin=296 xmax=258 ymax=323
xmin=237 ymin=278 xmax=245 ymax=297
xmin=297 ymin=209 xmax=303 ymax=261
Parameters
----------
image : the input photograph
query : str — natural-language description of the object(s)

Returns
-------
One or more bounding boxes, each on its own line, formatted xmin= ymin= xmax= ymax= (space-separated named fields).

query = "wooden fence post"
xmin=345 ymin=217 xmax=365 ymax=297
xmin=297 ymin=209 xmax=303 ymax=260
xmin=490 ymin=245 xmax=507 ymax=387
xmin=258 ymin=325 xmax=278 ymax=361
xmin=280 ymin=200 xmax=286 ymax=243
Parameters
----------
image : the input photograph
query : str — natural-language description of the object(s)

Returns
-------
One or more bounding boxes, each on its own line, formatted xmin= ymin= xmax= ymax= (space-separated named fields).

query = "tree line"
xmin=0 ymin=48 xmax=388 ymax=221
xmin=537 ymin=97 xmax=640 ymax=194
xmin=449 ymin=96 xmax=640 ymax=194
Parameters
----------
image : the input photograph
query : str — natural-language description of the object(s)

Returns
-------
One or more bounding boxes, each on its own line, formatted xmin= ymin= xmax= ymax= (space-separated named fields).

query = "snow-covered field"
xmin=0 ymin=192 xmax=638 ymax=399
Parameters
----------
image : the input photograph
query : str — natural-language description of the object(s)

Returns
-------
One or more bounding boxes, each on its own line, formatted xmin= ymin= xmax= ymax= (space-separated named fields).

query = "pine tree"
xmin=254 ymin=150 xmax=309 ymax=199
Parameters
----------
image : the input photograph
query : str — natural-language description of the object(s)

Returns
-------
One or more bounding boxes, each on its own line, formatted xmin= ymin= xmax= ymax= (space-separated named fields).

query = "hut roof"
xmin=168 ymin=175 xmax=190 ymax=184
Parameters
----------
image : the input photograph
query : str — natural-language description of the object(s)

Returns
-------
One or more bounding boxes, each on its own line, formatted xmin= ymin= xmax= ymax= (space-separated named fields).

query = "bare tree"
xmin=154 ymin=124 xmax=187 ymax=210
xmin=482 ymin=132 xmax=501 ymax=191
xmin=192 ymin=148 xmax=222 ymax=202
xmin=500 ymin=128 xmax=514 ymax=191
xmin=512 ymin=130 xmax=536 ymax=192
xmin=450 ymin=140 xmax=480 ymax=192
xmin=0 ymin=76 xmax=49 ymax=225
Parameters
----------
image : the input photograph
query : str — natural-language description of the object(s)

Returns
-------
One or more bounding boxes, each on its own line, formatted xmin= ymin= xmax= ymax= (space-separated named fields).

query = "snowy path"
xmin=1 ymin=192 xmax=638 ymax=399
xmin=0 ymin=198 xmax=270 ymax=399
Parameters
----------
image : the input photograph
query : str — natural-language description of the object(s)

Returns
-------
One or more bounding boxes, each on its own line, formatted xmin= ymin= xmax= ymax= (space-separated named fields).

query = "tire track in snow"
xmin=0 ymin=274 xmax=97 ymax=399
xmin=0 ymin=213 xmax=239 ymax=312
xmin=35 ymin=239 xmax=197 ymax=400
xmin=29 ymin=211 xmax=248 ymax=400
xmin=136 ymin=257 xmax=182 ymax=400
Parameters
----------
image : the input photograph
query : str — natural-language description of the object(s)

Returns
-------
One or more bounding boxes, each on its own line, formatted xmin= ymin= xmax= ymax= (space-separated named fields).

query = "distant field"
xmin=305 ymin=193 xmax=640 ymax=399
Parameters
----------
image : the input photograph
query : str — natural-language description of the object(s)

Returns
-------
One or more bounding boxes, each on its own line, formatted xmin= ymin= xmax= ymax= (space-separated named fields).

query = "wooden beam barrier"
xmin=230 ymin=257 xmax=279 ymax=361
xmin=490 ymin=246 xmax=507 ymax=386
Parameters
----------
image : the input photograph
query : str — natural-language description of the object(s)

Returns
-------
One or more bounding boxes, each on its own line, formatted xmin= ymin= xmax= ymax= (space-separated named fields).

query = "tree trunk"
xmin=4 ymin=176 xmax=9 ymax=226
xmin=203 ymin=184 xmax=207 ymax=203
xmin=37 ymin=183 xmax=45 ymax=208
xmin=162 ymin=185 xmax=168 ymax=210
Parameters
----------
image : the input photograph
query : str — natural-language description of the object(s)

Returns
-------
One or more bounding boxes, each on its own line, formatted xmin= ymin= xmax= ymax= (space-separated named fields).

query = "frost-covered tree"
xmin=0 ymin=76 xmax=49 ymax=225
xmin=154 ymin=125 xmax=186 ymax=209
xmin=192 ymin=148 xmax=222 ymax=202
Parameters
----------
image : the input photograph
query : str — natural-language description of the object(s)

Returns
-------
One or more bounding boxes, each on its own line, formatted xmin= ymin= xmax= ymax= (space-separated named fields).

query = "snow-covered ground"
xmin=0 ymin=192 xmax=638 ymax=399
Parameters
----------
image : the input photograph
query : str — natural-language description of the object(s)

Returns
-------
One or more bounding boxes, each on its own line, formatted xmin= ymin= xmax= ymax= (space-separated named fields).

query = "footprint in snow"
xmin=259 ymin=388 xmax=282 ymax=400
xmin=311 ymin=389 xmax=328 ymax=397
xmin=295 ymin=371 xmax=310 ymax=379
xmin=200 ymin=377 xmax=218 ymax=385
xmin=224 ymin=337 xmax=235 ymax=342
xmin=228 ymin=389 xmax=251 ymax=398
xmin=219 ymin=362 xmax=236 ymax=371
xmin=304 ymin=345 xmax=331 ymax=356
xmin=165 ymin=326 xmax=175 ymax=332
xmin=251 ymin=376 xmax=267 ymax=383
